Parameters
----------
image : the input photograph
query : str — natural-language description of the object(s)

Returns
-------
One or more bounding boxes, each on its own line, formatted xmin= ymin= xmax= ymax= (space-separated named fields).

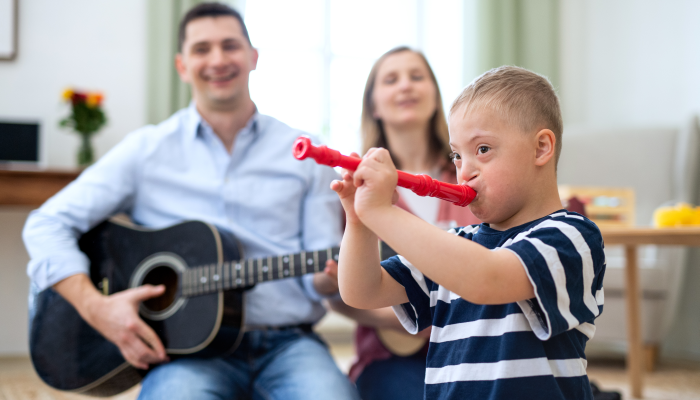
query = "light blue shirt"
xmin=23 ymin=104 xmax=343 ymax=326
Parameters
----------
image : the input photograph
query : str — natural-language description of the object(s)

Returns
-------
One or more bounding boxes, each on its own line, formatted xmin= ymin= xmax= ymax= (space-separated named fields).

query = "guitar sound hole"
xmin=142 ymin=266 xmax=178 ymax=312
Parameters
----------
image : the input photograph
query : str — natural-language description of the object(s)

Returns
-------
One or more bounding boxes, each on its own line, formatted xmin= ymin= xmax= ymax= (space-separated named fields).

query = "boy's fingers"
xmin=330 ymin=180 xmax=343 ymax=193
xmin=353 ymin=167 xmax=365 ymax=188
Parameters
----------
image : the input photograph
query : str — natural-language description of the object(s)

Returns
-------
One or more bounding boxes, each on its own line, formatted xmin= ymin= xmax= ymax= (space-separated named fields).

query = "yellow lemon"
xmin=675 ymin=203 xmax=695 ymax=226
xmin=653 ymin=207 xmax=677 ymax=227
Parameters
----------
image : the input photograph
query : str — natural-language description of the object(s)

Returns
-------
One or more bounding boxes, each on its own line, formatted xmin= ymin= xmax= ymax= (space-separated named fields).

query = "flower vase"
xmin=77 ymin=133 xmax=95 ymax=167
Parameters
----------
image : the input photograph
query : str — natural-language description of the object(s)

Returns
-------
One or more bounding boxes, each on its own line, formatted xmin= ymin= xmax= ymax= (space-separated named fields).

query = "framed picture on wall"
xmin=0 ymin=0 xmax=18 ymax=61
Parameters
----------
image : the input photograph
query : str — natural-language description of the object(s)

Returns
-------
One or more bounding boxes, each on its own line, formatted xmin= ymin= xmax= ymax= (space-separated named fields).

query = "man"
xmin=23 ymin=3 xmax=359 ymax=399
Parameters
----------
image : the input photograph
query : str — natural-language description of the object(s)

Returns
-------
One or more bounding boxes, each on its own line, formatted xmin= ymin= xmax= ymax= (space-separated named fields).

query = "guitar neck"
xmin=181 ymin=247 xmax=340 ymax=297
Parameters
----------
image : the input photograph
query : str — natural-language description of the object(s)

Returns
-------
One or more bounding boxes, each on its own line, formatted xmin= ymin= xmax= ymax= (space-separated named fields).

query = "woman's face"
xmin=371 ymin=51 xmax=438 ymax=129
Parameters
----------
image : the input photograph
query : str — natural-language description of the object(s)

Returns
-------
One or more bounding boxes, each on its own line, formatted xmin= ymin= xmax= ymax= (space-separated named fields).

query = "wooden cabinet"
xmin=0 ymin=166 xmax=80 ymax=206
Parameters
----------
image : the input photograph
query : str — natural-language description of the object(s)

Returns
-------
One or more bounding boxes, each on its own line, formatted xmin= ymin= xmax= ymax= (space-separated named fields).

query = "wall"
xmin=559 ymin=0 xmax=700 ymax=361
xmin=0 ymin=0 xmax=147 ymax=355
xmin=560 ymin=0 xmax=700 ymax=129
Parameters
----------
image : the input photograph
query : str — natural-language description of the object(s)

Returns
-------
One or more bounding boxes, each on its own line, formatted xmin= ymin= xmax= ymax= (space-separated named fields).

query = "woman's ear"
xmin=534 ymin=129 xmax=556 ymax=167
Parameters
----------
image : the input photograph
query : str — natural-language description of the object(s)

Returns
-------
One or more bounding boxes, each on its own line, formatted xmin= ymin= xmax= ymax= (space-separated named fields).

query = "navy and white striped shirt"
xmin=382 ymin=210 xmax=605 ymax=400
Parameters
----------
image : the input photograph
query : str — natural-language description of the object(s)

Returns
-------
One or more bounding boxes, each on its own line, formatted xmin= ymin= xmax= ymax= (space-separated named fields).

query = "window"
xmin=245 ymin=0 xmax=468 ymax=155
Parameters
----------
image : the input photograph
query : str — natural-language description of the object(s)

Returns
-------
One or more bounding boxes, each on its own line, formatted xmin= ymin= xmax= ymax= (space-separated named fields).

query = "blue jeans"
xmin=138 ymin=327 xmax=360 ymax=400
xmin=355 ymin=354 xmax=426 ymax=400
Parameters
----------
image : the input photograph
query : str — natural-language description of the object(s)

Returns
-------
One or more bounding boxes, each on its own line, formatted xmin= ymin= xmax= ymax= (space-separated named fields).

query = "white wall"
xmin=0 ymin=0 xmax=147 ymax=167
xmin=0 ymin=0 xmax=147 ymax=355
xmin=559 ymin=0 xmax=700 ymax=361
xmin=560 ymin=0 xmax=700 ymax=129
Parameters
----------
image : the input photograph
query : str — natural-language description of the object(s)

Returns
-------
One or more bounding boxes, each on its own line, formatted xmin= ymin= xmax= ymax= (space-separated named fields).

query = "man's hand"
xmin=53 ymin=274 xmax=169 ymax=369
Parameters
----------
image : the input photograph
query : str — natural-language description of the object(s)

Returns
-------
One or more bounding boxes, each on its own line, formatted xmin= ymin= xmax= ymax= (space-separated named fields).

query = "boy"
xmin=331 ymin=66 xmax=605 ymax=399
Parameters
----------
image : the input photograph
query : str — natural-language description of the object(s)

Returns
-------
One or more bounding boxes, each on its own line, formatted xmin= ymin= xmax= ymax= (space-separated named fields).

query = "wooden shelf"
xmin=0 ymin=165 xmax=80 ymax=206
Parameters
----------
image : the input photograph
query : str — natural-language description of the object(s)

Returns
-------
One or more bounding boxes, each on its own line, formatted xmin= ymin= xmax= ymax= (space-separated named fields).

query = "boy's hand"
xmin=330 ymin=152 xmax=362 ymax=224
xmin=353 ymin=148 xmax=398 ymax=221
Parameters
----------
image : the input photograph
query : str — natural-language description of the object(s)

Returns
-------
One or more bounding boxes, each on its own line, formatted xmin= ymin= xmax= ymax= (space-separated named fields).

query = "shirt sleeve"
xmin=504 ymin=216 xmax=605 ymax=340
xmin=22 ymin=129 xmax=148 ymax=290
xmin=299 ymin=143 xmax=343 ymax=301
xmin=381 ymin=255 xmax=434 ymax=334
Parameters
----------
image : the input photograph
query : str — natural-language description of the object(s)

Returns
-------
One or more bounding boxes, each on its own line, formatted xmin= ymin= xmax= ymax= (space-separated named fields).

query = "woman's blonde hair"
xmin=360 ymin=46 xmax=452 ymax=171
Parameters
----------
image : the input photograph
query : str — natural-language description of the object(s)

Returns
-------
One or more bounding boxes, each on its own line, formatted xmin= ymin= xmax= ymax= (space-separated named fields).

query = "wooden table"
xmin=600 ymin=226 xmax=700 ymax=399
xmin=0 ymin=165 xmax=80 ymax=206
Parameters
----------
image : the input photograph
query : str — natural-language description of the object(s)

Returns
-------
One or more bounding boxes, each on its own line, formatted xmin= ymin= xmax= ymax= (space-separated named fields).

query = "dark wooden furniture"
xmin=0 ymin=165 xmax=80 ymax=206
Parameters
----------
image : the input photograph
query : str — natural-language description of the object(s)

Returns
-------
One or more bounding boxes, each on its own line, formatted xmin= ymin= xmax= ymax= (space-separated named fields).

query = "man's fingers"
xmin=122 ymin=346 xmax=148 ymax=370
xmin=124 ymin=335 xmax=163 ymax=369
xmin=132 ymin=319 xmax=167 ymax=361
xmin=130 ymin=284 xmax=166 ymax=302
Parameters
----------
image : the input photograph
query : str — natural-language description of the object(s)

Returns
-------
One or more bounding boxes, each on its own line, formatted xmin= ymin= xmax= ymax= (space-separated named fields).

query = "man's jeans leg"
xmin=138 ymin=357 xmax=249 ymax=400
xmin=252 ymin=332 xmax=359 ymax=400
xmin=135 ymin=328 xmax=359 ymax=400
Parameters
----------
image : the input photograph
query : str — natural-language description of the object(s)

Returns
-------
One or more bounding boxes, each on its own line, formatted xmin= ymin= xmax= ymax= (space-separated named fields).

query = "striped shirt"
xmin=382 ymin=210 xmax=605 ymax=400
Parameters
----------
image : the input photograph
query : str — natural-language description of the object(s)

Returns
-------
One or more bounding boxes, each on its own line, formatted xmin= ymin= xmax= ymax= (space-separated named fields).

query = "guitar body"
xmin=376 ymin=329 xmax=427 ymax=357
xmin=29 ymin=220 xmax=244 ymax=397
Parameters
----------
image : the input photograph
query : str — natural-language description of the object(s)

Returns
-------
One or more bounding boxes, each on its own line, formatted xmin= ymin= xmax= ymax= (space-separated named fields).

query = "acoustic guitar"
xmin=29 ymin=219 xmax=398 ymax=397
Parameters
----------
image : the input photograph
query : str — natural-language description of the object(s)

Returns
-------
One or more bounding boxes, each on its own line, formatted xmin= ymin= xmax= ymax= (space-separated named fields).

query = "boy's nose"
xmin=459 ymin=165 xmax=478 ymax=184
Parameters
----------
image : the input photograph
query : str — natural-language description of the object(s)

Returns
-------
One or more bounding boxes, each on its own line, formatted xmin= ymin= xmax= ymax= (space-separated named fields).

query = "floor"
xmin=2 ymin=350 xmax=700 ymax=400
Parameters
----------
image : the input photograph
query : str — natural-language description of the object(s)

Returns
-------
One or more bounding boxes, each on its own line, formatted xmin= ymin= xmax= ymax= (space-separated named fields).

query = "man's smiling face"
xmin=176 ymin=16 xmax=258 ymax=109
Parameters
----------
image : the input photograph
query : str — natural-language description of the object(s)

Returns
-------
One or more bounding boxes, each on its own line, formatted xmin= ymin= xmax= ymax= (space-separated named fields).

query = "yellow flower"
xmin=62 ymin=88 xmax=74 ymax=101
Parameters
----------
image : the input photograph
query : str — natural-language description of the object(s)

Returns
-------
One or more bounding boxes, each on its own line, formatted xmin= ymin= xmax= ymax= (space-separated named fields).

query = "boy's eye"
xmin=478 ymin=146 xmax=490 ymax=155
xmin=449 ymin=152 xmax=461 ymax=163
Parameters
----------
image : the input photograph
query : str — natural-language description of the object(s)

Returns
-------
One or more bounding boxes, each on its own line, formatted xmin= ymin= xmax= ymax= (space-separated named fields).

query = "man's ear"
xmin=534 ymin=128 xmax=556 ymax=167
xmin=175 ymin=53 xmax=190 ymax=84
xmin=250 ymin=47 xmax=259 ymax=71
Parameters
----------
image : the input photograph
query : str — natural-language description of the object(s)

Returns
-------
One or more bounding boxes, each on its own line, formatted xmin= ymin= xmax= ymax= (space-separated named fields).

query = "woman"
xmin=326 ymin=46 xmax=479 ymax=400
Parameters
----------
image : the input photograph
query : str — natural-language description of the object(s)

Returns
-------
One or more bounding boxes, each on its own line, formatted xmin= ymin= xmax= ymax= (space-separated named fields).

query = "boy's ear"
xmin=534 ymin=129 xmax=556 ymax=167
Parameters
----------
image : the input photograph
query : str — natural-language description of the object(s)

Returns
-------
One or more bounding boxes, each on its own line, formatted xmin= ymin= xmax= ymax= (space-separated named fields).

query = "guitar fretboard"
xmin=180 ymin=247 xmax=341 ymax=297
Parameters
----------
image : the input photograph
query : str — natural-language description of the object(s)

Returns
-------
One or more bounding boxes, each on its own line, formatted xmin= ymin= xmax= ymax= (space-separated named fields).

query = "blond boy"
xmin=332 ymin=66 xmax=605 ymax=399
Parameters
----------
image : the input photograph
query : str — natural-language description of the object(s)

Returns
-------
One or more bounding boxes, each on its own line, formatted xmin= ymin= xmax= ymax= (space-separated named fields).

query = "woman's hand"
xmin=353 ymin=148 xmax=399 ymax=222
xmin=312 ymin=260 xmax=340 ymax=296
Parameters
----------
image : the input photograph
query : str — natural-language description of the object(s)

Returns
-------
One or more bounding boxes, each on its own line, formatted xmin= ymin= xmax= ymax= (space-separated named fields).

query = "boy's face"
xmin=449 ymin=106 xmax=539 ymax=226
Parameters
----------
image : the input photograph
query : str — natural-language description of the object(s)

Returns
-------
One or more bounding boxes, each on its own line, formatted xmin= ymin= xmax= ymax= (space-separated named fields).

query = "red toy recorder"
xmin=292 ymin=136 xmax=476 ymax=207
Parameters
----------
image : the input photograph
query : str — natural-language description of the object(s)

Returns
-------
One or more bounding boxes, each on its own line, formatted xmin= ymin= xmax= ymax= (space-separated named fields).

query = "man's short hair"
xmin=178 ymin=2 xmax=251 ymax=52
xmin=450 ymin=66 xmax=563 ymax=165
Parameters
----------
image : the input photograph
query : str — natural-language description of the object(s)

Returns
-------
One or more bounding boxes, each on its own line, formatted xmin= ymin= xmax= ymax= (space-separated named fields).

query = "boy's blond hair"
xmin=450 ymin=66 xmax=563 ymax=165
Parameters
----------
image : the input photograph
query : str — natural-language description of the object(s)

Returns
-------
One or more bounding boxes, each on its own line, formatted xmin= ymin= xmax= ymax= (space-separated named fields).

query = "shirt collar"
xmin=186 ymin=102 xmax=260 ymax=142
